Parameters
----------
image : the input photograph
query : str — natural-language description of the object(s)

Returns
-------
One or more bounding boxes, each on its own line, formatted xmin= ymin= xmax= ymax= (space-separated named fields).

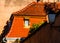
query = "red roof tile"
xmin=12 ymin=2 xmax=46 ymax=16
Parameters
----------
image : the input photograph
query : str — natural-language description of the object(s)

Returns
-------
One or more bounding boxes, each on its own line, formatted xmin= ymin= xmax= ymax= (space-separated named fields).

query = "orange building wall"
xmin=6 ymin=16 xmax=29 ymax=38
xmin=30 ymin=17 xmax=46 ymax=27
xmin=6 ymin=16 xmax=46 ymax=38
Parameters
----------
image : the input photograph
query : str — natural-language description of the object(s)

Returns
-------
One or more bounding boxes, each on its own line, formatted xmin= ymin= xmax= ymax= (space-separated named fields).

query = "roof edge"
xmin=12 ymin=2 xmax=37 ymax=14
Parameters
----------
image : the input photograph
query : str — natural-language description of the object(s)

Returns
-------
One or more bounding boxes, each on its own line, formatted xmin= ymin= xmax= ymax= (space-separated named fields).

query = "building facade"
xmin=4 ymin=2 xmax=47 ymax=43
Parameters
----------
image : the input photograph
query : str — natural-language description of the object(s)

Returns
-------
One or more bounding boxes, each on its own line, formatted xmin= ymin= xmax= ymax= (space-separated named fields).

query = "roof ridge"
xmin=12 ymin=2 xmax=36 ymax=14
xmin=12 ymin=2 xmax=46 ymax=16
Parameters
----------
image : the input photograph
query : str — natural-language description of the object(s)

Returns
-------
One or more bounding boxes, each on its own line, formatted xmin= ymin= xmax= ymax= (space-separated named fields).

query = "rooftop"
xmin=12 ymin=2 xmax=46 ymax=16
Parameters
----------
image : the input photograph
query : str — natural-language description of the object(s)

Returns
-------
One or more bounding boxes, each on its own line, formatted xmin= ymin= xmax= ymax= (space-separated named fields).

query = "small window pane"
xmin=24 ymin=19 xmax=29 ymax=27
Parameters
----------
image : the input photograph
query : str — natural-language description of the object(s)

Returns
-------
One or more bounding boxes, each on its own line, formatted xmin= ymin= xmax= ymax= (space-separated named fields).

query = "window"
xmin=24 ymin=19 xmax=29 ymax=27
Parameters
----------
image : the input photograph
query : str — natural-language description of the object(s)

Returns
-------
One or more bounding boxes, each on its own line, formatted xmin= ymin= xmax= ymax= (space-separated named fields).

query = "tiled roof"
xmin=12 ymin=2 xmax=46 ymax=16
xmin=56 ymin=2 xmax=60 ymax=9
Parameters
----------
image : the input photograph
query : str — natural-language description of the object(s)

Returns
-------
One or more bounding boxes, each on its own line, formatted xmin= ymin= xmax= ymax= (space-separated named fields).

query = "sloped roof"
xmin=12 ymin=2 xmax=46 ymax=16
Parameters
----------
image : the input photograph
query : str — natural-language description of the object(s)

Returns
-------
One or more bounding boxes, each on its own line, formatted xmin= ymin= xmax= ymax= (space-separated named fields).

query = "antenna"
xmin=37 ymin=0 xmax=40 ymax=2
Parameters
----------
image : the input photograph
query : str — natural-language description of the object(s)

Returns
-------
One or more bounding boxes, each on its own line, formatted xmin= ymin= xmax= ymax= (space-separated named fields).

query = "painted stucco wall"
xmin=30 ymin=17 xmax=46 ymax=26
xmin=6 ymin=17 xmax=29 ymax=38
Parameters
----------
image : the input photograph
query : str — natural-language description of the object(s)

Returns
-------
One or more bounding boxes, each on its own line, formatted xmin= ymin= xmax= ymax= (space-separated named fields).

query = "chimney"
xmin=37 ymin=0 xmax=40 ymax=2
